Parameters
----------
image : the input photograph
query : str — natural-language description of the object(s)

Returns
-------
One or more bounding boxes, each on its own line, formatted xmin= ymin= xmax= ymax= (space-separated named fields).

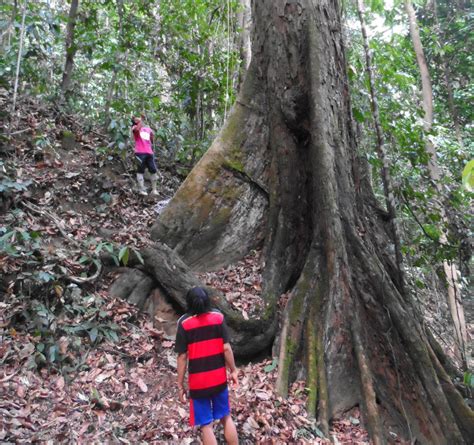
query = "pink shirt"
xmin=133 ymin=126 xmax=153 ymax=154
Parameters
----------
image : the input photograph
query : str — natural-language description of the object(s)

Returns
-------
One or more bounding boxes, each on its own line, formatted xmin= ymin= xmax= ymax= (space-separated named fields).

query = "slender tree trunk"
xmin=11 ymin=0 xmax=27 ymax=116
xmin=432 ymin=0 xmax=464 ymax=148
xmin=441 ymin=63 xmax=463 ymax=147
xmin=223 ymin=0 xmax=232 ymax=121
xmin=116 ymin=1 xmax=474 ymax=443
xmin=405 ymin=0 xmax=467 ymax=368
xmin=356 ymin=0 xmax=405 ymax=290
xmin=104 ymin=0 xmax=124 ymax=126
xmin=237 ymin=0 xmax=252 ymax=87
xmin=104 ymin=70 xmax=118 ymax=124
xmin=61 ymin=0 xmax=80 ymax=97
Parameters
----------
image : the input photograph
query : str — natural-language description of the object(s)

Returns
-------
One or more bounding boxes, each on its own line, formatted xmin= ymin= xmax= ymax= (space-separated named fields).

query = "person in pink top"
xmin=131 ymin=115 xmax=159 ymax=196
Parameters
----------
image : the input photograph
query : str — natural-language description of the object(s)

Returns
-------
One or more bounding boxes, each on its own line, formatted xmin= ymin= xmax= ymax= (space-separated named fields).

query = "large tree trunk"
xmin=116 ymin=1 xmax=473 ymax=443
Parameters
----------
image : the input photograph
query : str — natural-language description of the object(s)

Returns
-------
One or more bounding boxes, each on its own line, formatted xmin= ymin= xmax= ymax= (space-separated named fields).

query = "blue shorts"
xmin=135 ymin=153 xmax=157 ymax=174
xmin=189 ymin=387 xmax=230 ymax=427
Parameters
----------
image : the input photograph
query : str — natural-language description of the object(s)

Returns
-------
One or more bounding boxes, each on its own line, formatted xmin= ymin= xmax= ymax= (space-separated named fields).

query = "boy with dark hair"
xmin=175 ymin=287 xmax=239 ymax=445
xmin=131 ymin=115 xmax=159 ymax=196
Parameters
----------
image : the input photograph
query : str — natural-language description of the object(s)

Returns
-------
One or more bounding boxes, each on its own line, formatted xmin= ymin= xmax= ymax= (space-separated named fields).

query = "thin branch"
xmin=400 ymin=192 xmax=458 ymax=249
xmin=22 ymin=200 xmax=82 ymax=249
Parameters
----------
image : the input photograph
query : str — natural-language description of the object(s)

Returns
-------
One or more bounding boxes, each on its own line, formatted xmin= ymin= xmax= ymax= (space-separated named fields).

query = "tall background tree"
xmin=405 ymin=0 xmax=467 ymax=367
xmin=60 ymin=0 xmax=79 ymax=98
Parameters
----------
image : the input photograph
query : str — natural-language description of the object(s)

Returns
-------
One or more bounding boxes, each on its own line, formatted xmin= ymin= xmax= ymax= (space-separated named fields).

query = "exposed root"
xmin=108 ymin=268 xmax=156 ymax=310
xmin=346 ymin=223 xmax=466 ymax=443
xmin=315 ymin=331 xmax=329 ymax=437
xmin=275 ymin=289 xmax=306 ymax=397
xmin=427 ymin=343 xmax=474 ymax=443
xmin=305 ymin=309 xmax=318 ymax=418
xmin=275 ymin=296 xmax=292 ymax=397
xmin=139 ymin=242 xmax=278 ymax=357
xmin=68 ymin=261 xmax=102 ymax=285
xmin=351 ymin=310 xmax=384 ymax=445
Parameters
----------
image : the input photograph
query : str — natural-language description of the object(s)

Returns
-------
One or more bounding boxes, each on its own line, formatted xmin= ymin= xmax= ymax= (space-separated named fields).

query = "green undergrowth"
xmin=7 ymin=290 xmax=122 ymax=374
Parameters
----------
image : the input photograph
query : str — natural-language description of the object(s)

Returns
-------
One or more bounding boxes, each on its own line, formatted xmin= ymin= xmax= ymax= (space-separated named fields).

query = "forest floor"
xmin=0 ymin=96 xmax=467 ymax=444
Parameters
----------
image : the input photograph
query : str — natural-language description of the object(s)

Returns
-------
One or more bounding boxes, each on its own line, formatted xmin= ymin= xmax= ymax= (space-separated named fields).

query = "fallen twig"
xmin=7 ymin=128 xmax=31 ymax=136
xmin=22 ymin=200 xmax=82 ymax=249
xmin=0 ymin=369 xmax=20 ymax=383
xmin=68 ymin=264 xmax=102 ymax=284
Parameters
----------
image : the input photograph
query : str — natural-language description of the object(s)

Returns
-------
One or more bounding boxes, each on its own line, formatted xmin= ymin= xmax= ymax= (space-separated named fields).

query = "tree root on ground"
xmin=109 ymin=242 xmax=278 ymax=358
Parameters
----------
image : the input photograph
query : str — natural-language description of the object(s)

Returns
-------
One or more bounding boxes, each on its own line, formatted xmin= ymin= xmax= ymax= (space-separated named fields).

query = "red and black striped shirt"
xmin=175 ymin=310 xmax=230 ymax=399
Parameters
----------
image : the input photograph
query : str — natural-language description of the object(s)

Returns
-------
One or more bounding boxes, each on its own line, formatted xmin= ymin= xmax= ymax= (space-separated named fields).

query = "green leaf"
xmin=134 ymin=249 xmax=145 ymax=265
xmin=464 ymin=372 xmax=474 ymax=388
xmin=118 ymin=246 xmax=129 ymax=266
xmin=423 ymin=224 xmax=440 ymax=241
xmin=100 ymin=192 xmax=112 ymax=203
xmin=264 ymin=358 xmax=278 ymax=373
xmin=48 ymin=345 xmax=58 ymax=362
xmin=415 ymin=279 xmax=425 ymax=289
xmin=89 ymin=327 xmax=99 ymax=343
xmin=37 ymin=271 xmax=55 ymax=282
xmin=90 ymin=387 xmax=101 ymax=402
xmin=461 ymin=159 xmax=474 ymax=192
xmin=369 ymin=0 xmax=384 ymax=14
xmin=353 ymin=107 xmax=365 ymax=123
xmin=106 ymin=330 xmax=119 ymax=343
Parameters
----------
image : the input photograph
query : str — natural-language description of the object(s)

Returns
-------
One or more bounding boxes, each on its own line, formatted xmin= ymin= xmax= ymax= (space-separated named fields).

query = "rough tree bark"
xmin=405 ymin=0 xmax=468 ymax=368
xmin=61 ymin=0 xmax=80 ymax=97
xmin=114 ymin=1 xmax=473 ymax=443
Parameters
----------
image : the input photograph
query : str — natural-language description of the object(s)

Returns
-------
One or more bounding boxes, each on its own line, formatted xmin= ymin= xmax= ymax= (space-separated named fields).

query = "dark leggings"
xmin=135 ymin=153 xmax=157 ymax=174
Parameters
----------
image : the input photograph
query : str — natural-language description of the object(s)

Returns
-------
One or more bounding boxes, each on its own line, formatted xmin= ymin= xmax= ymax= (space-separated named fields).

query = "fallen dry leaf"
xmin=55 ymin=376 xmax=65 ymax=390
xmin=136 ymin=378 xmax=148 ymax=393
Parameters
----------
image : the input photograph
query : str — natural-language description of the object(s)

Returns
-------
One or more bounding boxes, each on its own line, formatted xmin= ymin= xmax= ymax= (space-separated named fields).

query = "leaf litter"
xmin=0 ymin=295 xmax=373 ymax=444
xmin=1 ymin=98 xmax=376 ymax=443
